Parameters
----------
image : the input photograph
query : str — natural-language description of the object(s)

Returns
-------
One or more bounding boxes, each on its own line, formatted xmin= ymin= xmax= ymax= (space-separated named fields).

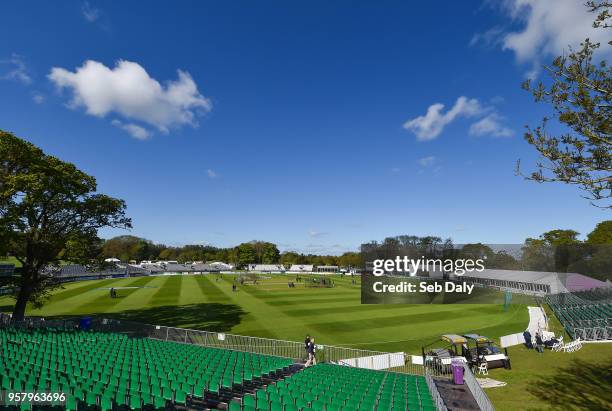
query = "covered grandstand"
xmin=439 ymin=269 xmax=609 ymax=296
xmin=316 ymin=265 xmax=339 ymax=273
xmin=47 ymin=264 xmax=149 ymax=283
xmin=247 ymin=264 xmax=285 ymax=273
xmin=0 ymin=263 xmax=14 ymax=277
xmin=287 ymin=264 xmax=314 ymax=273
xmin=46 ymin=261 xmax=238 ymax=282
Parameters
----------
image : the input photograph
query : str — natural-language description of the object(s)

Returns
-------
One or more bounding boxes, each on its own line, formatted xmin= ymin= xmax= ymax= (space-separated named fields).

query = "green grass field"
xmin=1 ymin=273 xmax=610 ymax=410
xmin=0 ymin=274 xmax=528 ymax=354
xmin=0 ymin=256 xmax=21 ymax=267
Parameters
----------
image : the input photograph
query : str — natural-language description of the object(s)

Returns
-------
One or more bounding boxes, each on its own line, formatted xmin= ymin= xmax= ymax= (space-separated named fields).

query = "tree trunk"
xmin=12 ymin=285 xmax=31 ymax=322
xmin=12 ymin=267 xmax=34 ymax=322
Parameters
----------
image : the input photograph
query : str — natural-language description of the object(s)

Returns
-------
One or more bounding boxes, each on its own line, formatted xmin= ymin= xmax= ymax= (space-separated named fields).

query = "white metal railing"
xmin=459 ymin=362 xmax=495 ymax=411
xmin=572 ymin=325 xmax=612 ymax=341
xmin=125 ymin=321 xmax=426 ymax=375
xmin=425 ymin=370 xmax=448 ymax=411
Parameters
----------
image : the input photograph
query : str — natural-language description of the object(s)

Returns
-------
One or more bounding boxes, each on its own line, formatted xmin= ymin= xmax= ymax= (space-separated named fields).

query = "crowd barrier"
xmin=459 ymin=362 xmax=495 ymax=411
xmin=572 ymin=325 xmax=612 ymax=341
xmin=424 ymin=371 xmax=449 ymax=411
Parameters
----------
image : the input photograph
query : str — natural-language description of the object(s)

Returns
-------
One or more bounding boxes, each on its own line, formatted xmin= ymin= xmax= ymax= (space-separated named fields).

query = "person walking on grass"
xmin=304 ymin=334 xmax=311 ymax=361
xmin=305 ymin=337 xmax=316 ymax=367
xmin=535 ymin=332 xmax=544 ymax=354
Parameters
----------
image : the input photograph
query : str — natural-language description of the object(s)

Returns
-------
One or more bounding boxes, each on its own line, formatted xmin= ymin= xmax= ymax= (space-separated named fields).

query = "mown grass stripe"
xmin=149 ymin=275 xmax=182 ymax=306
xmin=70 ymin=276 xmax=156 ymax=313
xmin=196 ymin=275 xmax=232 ymax=303
xmin=45 ymin=279 xmax=119 ymax=303
xmin=106 ymin=276 xmax=160 ymax=311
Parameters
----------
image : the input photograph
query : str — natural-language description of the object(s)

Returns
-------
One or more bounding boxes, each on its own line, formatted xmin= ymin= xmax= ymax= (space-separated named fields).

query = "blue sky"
xmin=0 ymin=1 xmax=608 ymax=254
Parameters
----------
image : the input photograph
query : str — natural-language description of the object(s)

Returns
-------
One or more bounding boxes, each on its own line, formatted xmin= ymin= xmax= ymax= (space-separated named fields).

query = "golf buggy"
xmin=422 ymin=334 xmax=469 ymax=374
xmin=462 ymin=333 xmax=511 ymax=370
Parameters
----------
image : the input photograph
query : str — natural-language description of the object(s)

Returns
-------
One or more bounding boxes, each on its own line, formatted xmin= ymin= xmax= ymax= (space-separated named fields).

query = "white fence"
xmin=572 ymin=326 xmax=612 ymax=341
xmin=339 ymin=352 xmax=405 ymax=370
xmin=459 ymin=362 xmax=496 ymax=411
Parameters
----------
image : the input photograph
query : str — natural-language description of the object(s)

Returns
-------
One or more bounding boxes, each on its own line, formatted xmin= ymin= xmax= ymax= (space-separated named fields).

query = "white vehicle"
xmin=463 ymin=334 xmax=511 ymax=369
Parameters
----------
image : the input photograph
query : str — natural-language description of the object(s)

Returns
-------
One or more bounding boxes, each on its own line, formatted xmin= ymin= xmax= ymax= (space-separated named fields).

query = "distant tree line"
xmin=4 ymin=223 xmax=610 ymax=278
xmin=90 ymin=235 xmax=362 ymax=269
xmin=360 ymin=222 xmax=612 ymax=281
xmin=518 ymin=221 xmax=612 ymax=281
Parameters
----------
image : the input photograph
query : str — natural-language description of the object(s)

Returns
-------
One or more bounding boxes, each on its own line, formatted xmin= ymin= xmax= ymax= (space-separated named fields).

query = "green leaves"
xmin=0 ymin=130 xmax=132 ymax=313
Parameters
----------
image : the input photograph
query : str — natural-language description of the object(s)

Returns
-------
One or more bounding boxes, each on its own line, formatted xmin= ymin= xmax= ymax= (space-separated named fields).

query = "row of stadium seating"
xmin=547 ymin=287 xmax=612 ymax=306
xmin=0 ymin=328 xmax=293 ymax=410
xmin=229 ymin=364 xmax=435 ymax=411
xmin=546 ymin=288 xmax=612 ymax=338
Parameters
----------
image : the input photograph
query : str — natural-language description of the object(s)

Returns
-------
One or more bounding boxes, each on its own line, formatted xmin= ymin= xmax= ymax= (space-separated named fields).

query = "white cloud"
xmin=48 ymin=59 xmax=212 ymax=138
xmin=207 ymin=169 xmax=217 ymax=179
xmin=404 ymin=96 xmax=514 ymax=140
xmin=503 ymin=0 xmax=608 ymax=62
xmin=81 ymin=1 xmax=100 ymax=22
xmin=31 ymin=92 xmax=45 ymax=104
xmin=111 ymin=119 xmax=151 ymax=140
xmin=469 ymin=113 xmax=514 ymax=138
xmin=469 ymin=26 xmax=504 ymax=48
xmin=0 ymin=54 xmax=31 ymax=85
xmin=301 ymin=243 xmax=348 ymax=255
xmin=403 ymin=96 xmax=485 ymax=141
xmin=308 ymin=229 xmax=329 ymax=238
xmin=474 ymin=1 xmax=610 ymax=75
xmin=490 ymin=95 xmax=505 ymax=105
xmin=417 ymin=156 xmax=436 ymax=167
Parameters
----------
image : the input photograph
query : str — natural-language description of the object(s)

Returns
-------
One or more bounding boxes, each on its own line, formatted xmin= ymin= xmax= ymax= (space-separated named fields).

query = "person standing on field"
xmin=305 ymin=337 xmax=316 ymax=367
xmin=304 ymin=334 xmax=311 ymax=361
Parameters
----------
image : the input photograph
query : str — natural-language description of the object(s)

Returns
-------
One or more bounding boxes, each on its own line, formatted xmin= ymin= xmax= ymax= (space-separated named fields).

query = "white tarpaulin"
xmin=339 ymin=352 xmax=405 ymax=370
xmin=527 ymin=306 xmax=547 ymax=336
xmin=500 ymin=332 xmax=525 ymax=348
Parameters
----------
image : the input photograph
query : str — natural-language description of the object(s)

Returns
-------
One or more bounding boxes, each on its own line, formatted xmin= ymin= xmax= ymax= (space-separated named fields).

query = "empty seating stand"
xmin=233 ymin=363 xmax=436 ymax=411
xmin=546 ymin=288 xmax=612 ymax=340
xmin=0 ymin=328 xmax=293 ymax=410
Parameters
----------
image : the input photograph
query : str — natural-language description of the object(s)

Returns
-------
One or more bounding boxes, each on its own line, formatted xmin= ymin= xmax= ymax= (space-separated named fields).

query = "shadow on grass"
xmin=48 ymin=303 xmax=247 ymax=333
xmin=0 ymin=304 xmax=14 ymax=313
xmin=527 ymin=358 xmax=612 ymax=411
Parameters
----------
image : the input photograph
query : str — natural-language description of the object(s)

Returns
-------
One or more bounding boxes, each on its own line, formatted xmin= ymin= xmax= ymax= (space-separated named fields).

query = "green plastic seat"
xmin=130 ymin=394 xmax=142 ymax=409
xmin=153 ymin=395 xmax=166 ymax=409
xmin=65 ymin=396 xmax=77 ymax=411
xmin=175 ymin=390 xmax=187 ymax=405
xmin=100 ymin=395 xmax=113 ymax=411
xmin=162 ymin=387 xmax=173 ymax=401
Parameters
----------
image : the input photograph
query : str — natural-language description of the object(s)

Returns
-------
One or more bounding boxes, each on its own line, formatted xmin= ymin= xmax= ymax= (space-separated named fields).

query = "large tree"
xmin=518 ymin=1 xmax=611 ymax=208
xmin=235 ymin=242 xmax=257 ymax=267
xmin=586 ymin=220 xmax=612 ymax=243
xmin=0 ymin=131 xmax=131 ymax=321
xmin=261 ymin=242 xmax=280 ymax=264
